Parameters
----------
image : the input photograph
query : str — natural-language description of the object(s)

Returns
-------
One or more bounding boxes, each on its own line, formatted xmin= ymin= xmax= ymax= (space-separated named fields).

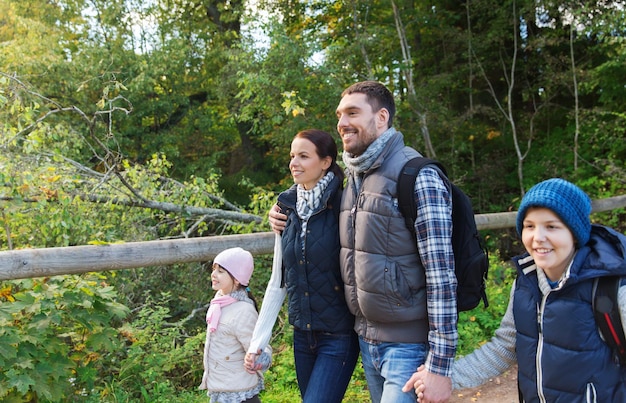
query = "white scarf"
xmin=296 ymin=171 xmax=334 ymax=240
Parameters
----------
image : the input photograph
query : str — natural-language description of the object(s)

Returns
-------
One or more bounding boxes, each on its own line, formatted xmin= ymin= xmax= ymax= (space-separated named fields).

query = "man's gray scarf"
xmin=342 ymin=127 xmax=396 ymax=192
xmin=296 ymin=171 xmax=335 ymax=243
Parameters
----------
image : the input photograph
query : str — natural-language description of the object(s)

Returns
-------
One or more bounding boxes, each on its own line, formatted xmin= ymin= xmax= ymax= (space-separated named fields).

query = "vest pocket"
xmin=385 ymin=260 xmax=412 ymax=303
xmin=357 ymin=260 xmax=426 ymax=322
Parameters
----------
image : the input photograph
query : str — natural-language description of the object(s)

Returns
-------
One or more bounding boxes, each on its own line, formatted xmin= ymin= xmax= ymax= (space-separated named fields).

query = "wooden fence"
xmin=1 ymin=195 xmax=625 ymax=281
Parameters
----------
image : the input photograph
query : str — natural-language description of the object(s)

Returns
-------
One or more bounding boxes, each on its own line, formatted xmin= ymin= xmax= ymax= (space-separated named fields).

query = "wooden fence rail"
xmin=1 ymin=195 xmax=625 ymax=281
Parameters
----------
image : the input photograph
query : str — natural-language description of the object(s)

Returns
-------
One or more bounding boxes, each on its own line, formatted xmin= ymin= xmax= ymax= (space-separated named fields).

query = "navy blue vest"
xmin=278 ymin=176 xmax=354 ymax=333
xmin=513 ymin=225 xmax=626 ymax=402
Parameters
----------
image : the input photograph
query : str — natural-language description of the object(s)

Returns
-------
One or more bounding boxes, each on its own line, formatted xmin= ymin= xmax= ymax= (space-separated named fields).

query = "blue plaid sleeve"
xmin=414 ymin=166 xmax=458 ymax=377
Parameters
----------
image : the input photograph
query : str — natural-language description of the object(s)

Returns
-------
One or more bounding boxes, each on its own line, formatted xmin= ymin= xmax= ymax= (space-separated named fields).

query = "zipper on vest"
xmin=536 ymin=297 xmax=548 ymax=403
xmin=585 ymin=382 xmax=597 ymax=403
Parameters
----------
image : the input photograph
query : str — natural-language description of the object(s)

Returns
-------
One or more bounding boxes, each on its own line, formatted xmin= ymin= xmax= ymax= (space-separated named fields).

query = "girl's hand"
xmin=244 ymin=350 xmax=262 ymax=374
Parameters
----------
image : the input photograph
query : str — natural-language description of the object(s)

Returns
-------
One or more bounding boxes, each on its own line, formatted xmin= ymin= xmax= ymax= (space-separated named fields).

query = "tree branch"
xmin=73 ymin=193 xmax=262 ymax=224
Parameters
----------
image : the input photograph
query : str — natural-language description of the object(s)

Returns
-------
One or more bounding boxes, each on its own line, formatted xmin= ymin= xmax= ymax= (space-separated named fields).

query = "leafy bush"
xmin=457 ymin=258 xmax=517 ymax=356
xmin=0 ymin=274 xmax=128 ymax=402
xmin=89 ymin=292 xmax=204 ymax=402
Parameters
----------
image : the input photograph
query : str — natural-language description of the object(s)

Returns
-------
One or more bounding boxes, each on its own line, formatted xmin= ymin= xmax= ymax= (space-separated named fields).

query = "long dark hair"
xmin=295 ymin=129 xmax=345 ymax=185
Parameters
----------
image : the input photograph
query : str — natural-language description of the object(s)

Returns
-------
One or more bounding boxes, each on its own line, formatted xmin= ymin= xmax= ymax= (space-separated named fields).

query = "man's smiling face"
xmin=335 ymin=92 xmax=387 ymax=156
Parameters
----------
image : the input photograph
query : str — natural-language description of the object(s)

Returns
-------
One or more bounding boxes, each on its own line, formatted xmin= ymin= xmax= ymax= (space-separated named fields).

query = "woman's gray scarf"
xmin=342 ymin=127 xmax=396 ymax=192
xmin=296 ymin=171 xmax=334 ymax=242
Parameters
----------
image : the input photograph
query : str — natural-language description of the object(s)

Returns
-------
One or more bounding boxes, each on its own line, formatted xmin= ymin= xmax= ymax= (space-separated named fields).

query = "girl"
xmin=199 ymin=247 xmax=271 ymax=403
xmin=409 ymin=178 xmax=626 ymax=402
xmin=244 ymin=129 xmax=359 ymax=403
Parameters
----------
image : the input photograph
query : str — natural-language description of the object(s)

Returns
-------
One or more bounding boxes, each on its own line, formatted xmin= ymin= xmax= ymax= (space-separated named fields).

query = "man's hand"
xmin=268 ymin=204 xmax=287 ymax=234
xmin=244 ymin=350 xmax=262 ymax=374
xmin=403 ymin=365 xmax=451 ymax=403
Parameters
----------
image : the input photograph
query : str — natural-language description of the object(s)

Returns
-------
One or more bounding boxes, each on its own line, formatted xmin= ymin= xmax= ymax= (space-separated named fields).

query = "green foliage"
xmin=580 ymin=175 xmax=626 ymax=234
xmin=260 ymin=343 xmax=301 ymax=401
xmin=457 ymin=258 xmax=516 ymax=356
xmin=0 ymin=274 xmax=129 ymax=402
xmin=0 ymin=0 xmax=625 ymax=401
xmin=0 ymin=155 xmax=148 ymax=248
xmin=90 ymin=292 xmax=204 ymax=402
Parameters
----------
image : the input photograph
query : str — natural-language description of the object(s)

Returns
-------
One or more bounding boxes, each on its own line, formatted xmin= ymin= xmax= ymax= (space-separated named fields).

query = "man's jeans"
xmin=359 ymin=337 xmax=428 ymax=403
xmin=293 ymin=328 xmax=359 ymax=403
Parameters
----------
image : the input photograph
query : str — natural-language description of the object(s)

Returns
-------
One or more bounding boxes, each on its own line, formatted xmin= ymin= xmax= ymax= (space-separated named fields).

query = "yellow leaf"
xmin=87 ymin=240 xmax=111 ymax=245
xmin=0 ymin=285 xmax=14 ymax=302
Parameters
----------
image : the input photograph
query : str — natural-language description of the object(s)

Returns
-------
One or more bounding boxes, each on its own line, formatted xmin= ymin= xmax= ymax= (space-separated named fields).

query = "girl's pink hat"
xmin=213 ymin=247 xmax=254 ymax=286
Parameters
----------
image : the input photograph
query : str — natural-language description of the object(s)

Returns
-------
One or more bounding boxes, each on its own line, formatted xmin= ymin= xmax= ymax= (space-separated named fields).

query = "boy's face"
xmin=521 ymin=207 xmax=576 ymax=282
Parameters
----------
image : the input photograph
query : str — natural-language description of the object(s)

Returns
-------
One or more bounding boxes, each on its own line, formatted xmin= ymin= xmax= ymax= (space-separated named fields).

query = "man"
xmin=270 ymin=81 xmax=456 ymax=403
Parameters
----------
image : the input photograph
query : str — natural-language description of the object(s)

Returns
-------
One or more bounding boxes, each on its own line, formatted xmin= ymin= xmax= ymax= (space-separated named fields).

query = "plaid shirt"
xmin=414 ymin=166 xmax=458 ymax=377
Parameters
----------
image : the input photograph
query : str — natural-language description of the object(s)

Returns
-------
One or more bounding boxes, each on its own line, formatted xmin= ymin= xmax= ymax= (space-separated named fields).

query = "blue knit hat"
xmin=516 ymin=178 xmax=592 ymax=246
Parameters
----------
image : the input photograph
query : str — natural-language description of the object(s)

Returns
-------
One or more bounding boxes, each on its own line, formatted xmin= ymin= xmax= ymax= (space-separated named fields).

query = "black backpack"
xmin=397 ymin=157 xmax=489 ymax=312
xmin=593 ymin=275 xmax=626 ymax=365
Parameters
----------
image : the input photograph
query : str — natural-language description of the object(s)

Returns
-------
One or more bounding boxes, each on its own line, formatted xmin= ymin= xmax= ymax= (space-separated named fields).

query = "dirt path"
xmin=449 ymin=364 xmax=518 ymax=403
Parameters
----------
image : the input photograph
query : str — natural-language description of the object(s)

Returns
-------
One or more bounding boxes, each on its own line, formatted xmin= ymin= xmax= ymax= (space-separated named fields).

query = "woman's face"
xmin=211 ymin=264 xmax=237 ymax=294
xmin=521 ymin=207 xmax=577 ymax=282
xmin=289 ymin=137 xmax=331 ymax=190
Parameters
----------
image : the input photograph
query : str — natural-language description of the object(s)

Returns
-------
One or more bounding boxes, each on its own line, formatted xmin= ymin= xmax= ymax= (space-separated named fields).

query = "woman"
xmin=245 ymin=129 xmax=359 ymax=403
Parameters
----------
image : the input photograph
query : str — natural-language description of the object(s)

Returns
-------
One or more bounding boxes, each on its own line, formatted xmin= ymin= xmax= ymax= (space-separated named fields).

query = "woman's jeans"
xmin=359 ymin=336 xmax=428 ymax=403
xmin=293 ymin=328 xmax=359 ymax=403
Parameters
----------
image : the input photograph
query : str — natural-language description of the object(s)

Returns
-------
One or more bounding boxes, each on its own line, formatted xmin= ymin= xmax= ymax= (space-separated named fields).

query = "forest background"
xmin=1 ymin=0 xmax=625 ymax=401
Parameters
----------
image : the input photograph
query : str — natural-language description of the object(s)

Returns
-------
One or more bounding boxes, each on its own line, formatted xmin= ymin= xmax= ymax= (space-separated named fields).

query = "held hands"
xmin=244 ymin=350 xmax=262 ymax=374
xmin=268 ymin=204 xmax=287 ymax=234
xmin=402 ymin=365 xmax=452 ymax=403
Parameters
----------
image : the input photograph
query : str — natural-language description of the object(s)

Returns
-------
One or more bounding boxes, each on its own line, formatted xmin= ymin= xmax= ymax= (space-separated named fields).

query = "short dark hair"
xmin=295 ymin=129 xmax=345 ymax=184
xmin=341 ymin=81 xmax=395 ymax=127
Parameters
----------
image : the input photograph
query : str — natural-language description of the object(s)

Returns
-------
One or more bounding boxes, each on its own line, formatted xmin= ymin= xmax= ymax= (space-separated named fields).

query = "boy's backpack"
xmin=593 ymin=275 xmax=626 ymax=365
xmin=397 ymin=157 xmax=489 ymax=312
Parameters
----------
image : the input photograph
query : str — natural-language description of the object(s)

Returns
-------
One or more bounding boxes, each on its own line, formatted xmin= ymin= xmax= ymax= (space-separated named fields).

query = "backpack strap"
xmin=398 ymin=157 xmax=447 ymax=235
xmin=593 ymin=275 xmax=626 ymax=365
